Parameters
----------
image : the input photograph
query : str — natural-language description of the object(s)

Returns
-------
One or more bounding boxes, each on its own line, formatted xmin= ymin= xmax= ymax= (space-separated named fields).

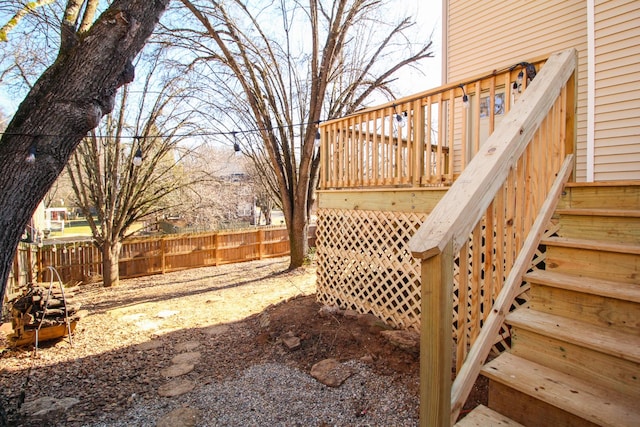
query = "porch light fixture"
xmin=314 ymin=129 xmax=321 ymax=148
xmin=26 ymin=145 xmax=36 ymax=164
xmin=460 ymin=84 xmax=470 ymax=109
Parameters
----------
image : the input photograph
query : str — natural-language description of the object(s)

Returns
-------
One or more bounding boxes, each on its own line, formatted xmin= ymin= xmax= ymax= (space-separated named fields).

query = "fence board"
xmin=9 ymin=226 xmax=311 ymax=288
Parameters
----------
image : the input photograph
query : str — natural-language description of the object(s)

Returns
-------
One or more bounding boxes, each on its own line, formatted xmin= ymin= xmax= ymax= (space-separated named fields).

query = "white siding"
xmin=593 ymin=0 xmax=640 ymax=181
xmin=446 ymin=0 xmax=588 ymax=180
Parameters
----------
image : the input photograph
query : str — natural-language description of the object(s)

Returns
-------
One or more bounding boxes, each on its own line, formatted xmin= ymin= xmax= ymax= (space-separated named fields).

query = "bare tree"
xmin=67 ymin=55 xmax=205 ymax=287
xmin=175 ymin=0 xmax=434 ymax=269
xmin=0 ymin=0 xmax=169 ymax=303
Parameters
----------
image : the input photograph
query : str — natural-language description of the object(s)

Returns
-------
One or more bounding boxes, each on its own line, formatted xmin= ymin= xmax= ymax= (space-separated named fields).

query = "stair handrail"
xmin=408 ymin=47 xmax=577 ymax=427
xmin=450 ymin=154 xmax=574 ymax=421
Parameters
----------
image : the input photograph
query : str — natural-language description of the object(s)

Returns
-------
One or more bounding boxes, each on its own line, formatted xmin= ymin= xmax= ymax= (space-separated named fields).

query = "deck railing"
xmin=319 ymin=57 xmax=547 ymax=190
xmin=408 ymin=48 xmax=577 ymax=426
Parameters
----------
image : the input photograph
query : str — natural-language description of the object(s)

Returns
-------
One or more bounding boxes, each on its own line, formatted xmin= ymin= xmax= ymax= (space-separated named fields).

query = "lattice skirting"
xmin=316 ymin=208 xmax=427 ymax=331
xmin=316 ymin=207 xmax=558 ymax=357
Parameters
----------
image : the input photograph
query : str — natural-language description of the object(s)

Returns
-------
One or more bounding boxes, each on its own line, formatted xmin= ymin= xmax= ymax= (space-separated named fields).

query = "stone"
xmin=380 ymin=330 xmax=420 ymax=354
xmin=281 ymin=331 xmax=301 ymax=350
xmin=136 ymin=340 xmax=164 ymax=351
xmin=203 ymin=324 xmax=230 ymax=336
xmin=310 ymin=358 xmax=355 ymax=387
xmin=343 ymin=309 xmax=359 ymax=319
xmin=357 ymin=313 xmax=391 ymax=332
xmin=259 ymin=312 xmax=270 ymax=328
xmin=360 ymin=354 xmax=374 ymax=363
xmin=318 ymin=305 xmax=341 ymax=318
xmin=175 ymin=341 xmax=200 ymax=352
xmin=20 ymin=396 xmax=79 ymax=418
xmin=158 ymin=379 xmax=196 ymax=397
xmin=161 ymin=363 xmax=195 ymax=378
xmin=171 ymin=351 xmax=201 ymax=365
xmin=156 ymin=406 xmax=200 ymax=427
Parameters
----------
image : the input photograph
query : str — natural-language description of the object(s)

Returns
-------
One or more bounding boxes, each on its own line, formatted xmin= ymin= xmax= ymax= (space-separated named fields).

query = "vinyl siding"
xmin=444 ymin=0 xmax=640 ymax=181
xmin=593 ymin=0 xmax=640 ymax=181
xmin=445 ymin=0 xmax=589 ymax=180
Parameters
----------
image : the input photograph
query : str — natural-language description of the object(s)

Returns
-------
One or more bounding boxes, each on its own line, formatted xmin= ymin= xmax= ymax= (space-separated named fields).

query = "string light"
xmin=132 ymin=136 xmax=142 ymax=166
xmin=232 ymin=131 xmax=241 ymax=154
xmin=393 ymin=104 xmax=407 ymax=128
xmin=460 ymin=84 xmax=470 ymax=109
xmin=25 ymin=145 xmax=36 ymax=163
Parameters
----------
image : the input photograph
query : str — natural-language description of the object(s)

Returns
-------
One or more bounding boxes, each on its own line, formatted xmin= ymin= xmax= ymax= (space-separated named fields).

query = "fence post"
xmin=160 ymin=238 xmax=166 ymax=274
xmin=419 ymin=239 xmax=454 ymax=427
xmin=213 ymin=233 xmax=219 ymax=265
xmin=257 ymin=229 xmax=265 ymax=260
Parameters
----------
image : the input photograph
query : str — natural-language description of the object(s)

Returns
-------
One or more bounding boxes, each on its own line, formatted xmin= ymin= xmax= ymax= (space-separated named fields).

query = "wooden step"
xmin=541 ymin=236 xmax=640 ymax=255
xmin=507 ymin=309 xmax=640 ymax=364
xmin=558 ymin=182 xmax=640 ymax=211
xmin=481 ymin=353 xmax=640 ymax=426
xmin=455 ymin=404 xmax=524 ymax=426
xmin=541 ymin=236 xmax=640 ymax=284
xmin=525 ymin=270 xmax=640 ymax=335
xmin=507 ymin=308 xmax=640 ymax=397
xmin=556 ymin=208 xmax=640 ymax=218
xmin=554 ymin=209 xmax=640 ymax=243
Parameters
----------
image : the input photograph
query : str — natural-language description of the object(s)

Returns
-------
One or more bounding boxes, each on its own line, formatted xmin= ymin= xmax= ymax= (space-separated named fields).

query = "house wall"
xmin=444 ymin=0 xmax=640 ymax=182
xmin=592 ymin=1 xmax=640 ymax=181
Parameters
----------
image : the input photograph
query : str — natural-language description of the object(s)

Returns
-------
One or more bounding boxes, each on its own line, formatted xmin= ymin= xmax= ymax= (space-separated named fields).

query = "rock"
xmin=310 ymin=358 xmax=355 ymax=387
xmin=175 ymin=341 xmax=200 ymax=352
xmin=156 ymin=406 xmax=200 ymax=427
xmin=20 ymin=396 xmax=79 ymax=418
xmin=259 ymin=312 xmax=270 ymax=328
xmin=357 ymin=313 xmax=391 ymax=332
xmin=318 ymin=305 xmax=341 ymax=318
xmin=343 ymin=309 xmax=359 ymax=319
xmin=161 ymin=363 xmax=195 ymax=378
xmin=281 ymin=331 xmax=301 ymax=350
xmin=360 ymin=354 xmax=374 ymax=363
xmin=380 ymin=330 xmax=420 ymax=354
xmin=158 ymin=379 xmax=196 ymax=397
xmin=203 ymin=324 xmax=230 ymax=336
xmin=171 ymin=351 xmax=201 ymax=365
xmin=136 ymin=340 xmax=164 ymax=351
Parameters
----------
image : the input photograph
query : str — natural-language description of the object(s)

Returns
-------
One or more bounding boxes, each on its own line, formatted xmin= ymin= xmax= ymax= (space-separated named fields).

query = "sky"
xmin=0 ymin=0 xmax=442 ymax=116
xmin=395 ymin=0 xmax=443 ymax=95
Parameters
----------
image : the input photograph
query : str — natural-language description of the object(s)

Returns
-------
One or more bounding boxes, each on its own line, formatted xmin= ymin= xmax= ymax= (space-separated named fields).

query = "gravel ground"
xmin=91 ymin=361 xmax=419 ymax=427
xmin=1 ymin=257 xmax=421 ymax=426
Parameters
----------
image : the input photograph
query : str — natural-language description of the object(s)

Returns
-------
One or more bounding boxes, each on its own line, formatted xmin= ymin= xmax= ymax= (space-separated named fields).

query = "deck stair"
xmin=458 ymin=183 xmax=640 ymax=426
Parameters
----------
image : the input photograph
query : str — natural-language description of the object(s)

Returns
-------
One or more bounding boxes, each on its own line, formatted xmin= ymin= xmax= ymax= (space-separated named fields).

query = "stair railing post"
xmin=419 ymin=239 xmax=454 ymax=427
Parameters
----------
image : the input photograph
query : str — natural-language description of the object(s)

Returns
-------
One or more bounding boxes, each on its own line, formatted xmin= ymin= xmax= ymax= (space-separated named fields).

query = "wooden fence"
xmin=7 ymin=226 xmax=314 ymax=293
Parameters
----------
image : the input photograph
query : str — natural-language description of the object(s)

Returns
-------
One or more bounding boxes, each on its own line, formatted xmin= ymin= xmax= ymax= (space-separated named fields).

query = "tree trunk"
xmin=101 ymin=241 xmax=122 ymax=287
xmin=288 ymin=202 xmax=309 ymax=269
xmin=0 ymin=0 xmax=168 ymax=304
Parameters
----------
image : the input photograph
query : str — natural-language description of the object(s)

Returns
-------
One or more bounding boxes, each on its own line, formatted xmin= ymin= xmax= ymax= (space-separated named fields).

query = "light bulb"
xmin=462 ymin=94 xmax=469 ymax=109
xmin=26 ymin=146 xmax=36 ymax=163
xmin=133 ymin=148 xmax=143 ymax=166
xmin=395 ymin=112 xmax=407 ymax=128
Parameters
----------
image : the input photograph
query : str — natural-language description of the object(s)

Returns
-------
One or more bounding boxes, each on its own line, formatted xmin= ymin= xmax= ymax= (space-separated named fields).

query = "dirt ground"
xmin=0 ymin=257 xmax=486 ymax=426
